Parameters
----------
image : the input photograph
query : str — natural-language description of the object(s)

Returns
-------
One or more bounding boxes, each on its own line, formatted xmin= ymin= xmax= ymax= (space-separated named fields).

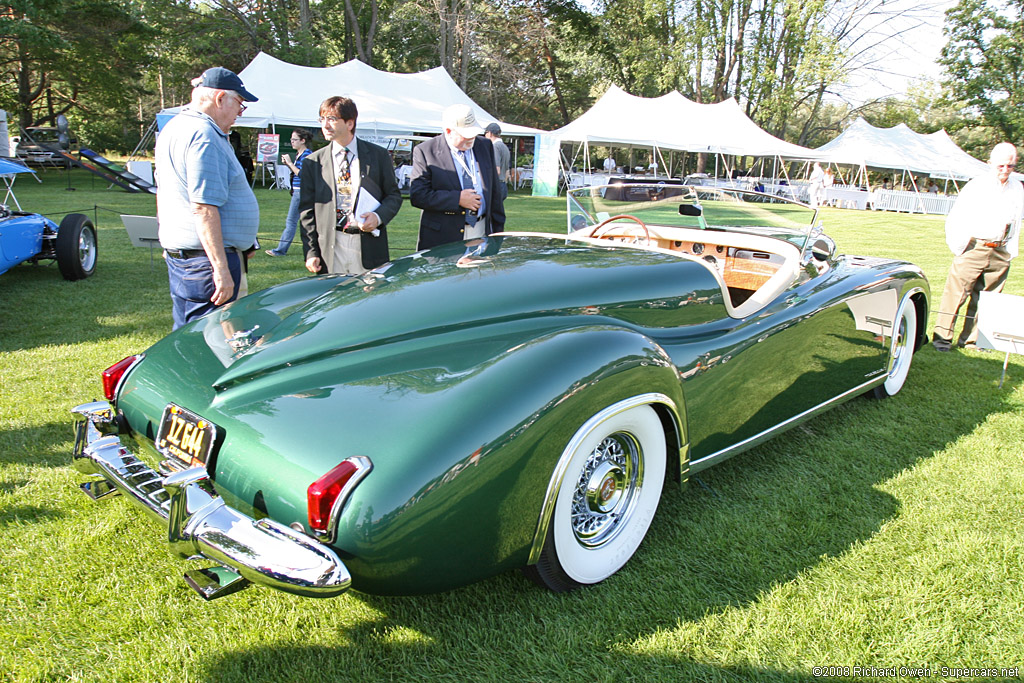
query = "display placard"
xmin=257 ymin=133 xmax=280 ymax=163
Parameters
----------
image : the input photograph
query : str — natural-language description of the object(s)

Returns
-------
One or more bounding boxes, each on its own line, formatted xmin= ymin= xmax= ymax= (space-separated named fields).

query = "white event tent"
xmin=807 ymin=118 xmax=995 ymax=215
xmin=549 ymin=85 xmax=817 ymax=158
xmin=813 ymin=118 xmax=989 ymax=183
xmin=532 ymin=85 xmax=819 ymax=195
xmin=157 ymin=52 xmax=541 ymax=139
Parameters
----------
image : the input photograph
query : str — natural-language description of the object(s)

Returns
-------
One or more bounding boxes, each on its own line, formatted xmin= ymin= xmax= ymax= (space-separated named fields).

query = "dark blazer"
xmin=299 ymin=138 xmax=402 ymax=273
xmin=410 ymin=134 xmax=506 ymax=250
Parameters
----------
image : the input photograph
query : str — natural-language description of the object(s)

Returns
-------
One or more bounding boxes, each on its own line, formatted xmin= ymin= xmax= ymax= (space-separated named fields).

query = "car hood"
xmin=182 ymin=235 xmax=724 ymax=389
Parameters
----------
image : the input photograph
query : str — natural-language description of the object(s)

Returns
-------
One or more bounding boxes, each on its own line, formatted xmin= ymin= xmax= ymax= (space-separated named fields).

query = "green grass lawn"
xmin=1 ymin=169 xmax=1022 ymax=682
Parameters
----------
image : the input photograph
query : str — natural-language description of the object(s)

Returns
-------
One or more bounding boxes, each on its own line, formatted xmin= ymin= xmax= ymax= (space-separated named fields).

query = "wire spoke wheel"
xmin=525 ymin=402 xmax=666 ymax=591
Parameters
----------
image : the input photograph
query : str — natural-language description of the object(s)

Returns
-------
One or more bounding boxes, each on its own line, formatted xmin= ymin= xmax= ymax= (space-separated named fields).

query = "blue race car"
xmin=0 ymin=206 xmax=97 ymax=280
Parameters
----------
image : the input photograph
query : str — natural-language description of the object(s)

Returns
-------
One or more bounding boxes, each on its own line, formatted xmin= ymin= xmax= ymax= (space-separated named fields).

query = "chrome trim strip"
xmin=688 ymin=377 xmax=882 ymax=473
xmin=903 ymin=285 xmax=928 ymax=348
xmin=111 ymin=354 xmax=144 ymax=405
xmin=71 ymin=403 xmax=352 ymax=599
xmin=317 ymin=455 xmax=373 ymax=545
xmin=527 ymin=393 xmax=683 ymax=566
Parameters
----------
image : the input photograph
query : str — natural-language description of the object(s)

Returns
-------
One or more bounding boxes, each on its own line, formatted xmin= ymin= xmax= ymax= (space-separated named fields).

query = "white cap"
xmin=442 ymin=104 xmax=485 ymax=138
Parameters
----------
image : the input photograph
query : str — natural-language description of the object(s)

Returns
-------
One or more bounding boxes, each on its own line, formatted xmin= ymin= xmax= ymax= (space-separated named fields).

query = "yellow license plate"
xmin=155 ymin=404 xmax=218 ymax=468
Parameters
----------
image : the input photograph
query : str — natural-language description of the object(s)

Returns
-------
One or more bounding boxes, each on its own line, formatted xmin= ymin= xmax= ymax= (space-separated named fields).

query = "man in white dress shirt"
xmin=932 ymin=142 xmax=1023 ymax=351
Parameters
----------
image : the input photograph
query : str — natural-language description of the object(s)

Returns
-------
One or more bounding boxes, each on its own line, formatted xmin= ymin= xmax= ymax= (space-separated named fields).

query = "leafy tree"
xmin=0 ymin=0 xmax=153 ymax=148
xmin=471 ymin=0 xmax=603 ymax=127
xmin=940 ymin=0 xmax=1024 ymax=146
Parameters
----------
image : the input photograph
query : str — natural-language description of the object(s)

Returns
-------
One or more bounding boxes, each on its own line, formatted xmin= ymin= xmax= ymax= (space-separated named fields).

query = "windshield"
xmin=568 ymin=183 xmax=819 ymax=252
xmin=25 ymin=128 xmax=60 ymax=143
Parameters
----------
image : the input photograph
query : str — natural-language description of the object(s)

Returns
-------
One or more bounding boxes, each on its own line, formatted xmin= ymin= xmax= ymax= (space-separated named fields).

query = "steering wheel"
xmin=588 ymin=214 xmax=650 ymax=246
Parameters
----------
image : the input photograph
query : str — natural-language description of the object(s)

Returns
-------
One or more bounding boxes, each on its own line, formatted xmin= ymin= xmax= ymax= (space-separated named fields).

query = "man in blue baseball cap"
xmin=156 ymin=67 xmax=260 ymax=329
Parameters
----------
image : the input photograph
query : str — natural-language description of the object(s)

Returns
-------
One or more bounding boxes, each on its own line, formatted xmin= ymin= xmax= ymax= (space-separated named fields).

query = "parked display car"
xmin=14 ymin=126 xmax=77 ymax=163
xmin=0 ymin=206 xmax=97 ymax=280
xmin=71 ymin=184 xmax=928 ymax=600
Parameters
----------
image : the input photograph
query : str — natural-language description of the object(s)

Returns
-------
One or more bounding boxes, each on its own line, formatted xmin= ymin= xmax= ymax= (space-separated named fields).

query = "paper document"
xmin=353 ymin=187 xmax=381 ymax=236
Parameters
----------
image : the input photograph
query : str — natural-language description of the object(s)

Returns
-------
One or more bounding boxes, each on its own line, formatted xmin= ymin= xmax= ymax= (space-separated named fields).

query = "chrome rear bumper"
xmin=71 ymin=401 xmax=352 ymax=600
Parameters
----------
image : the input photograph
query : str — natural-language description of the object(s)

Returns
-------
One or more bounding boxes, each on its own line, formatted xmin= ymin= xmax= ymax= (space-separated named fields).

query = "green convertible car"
xmin=72 ymin=183 xmax=929 ymax=600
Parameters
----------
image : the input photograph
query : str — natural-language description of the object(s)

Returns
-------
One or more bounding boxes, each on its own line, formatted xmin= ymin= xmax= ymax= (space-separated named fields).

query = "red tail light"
xmin=102 ymin=355 xmax=141 ymax=401
xmin=307 ymin=456 xmax=372 ymax=533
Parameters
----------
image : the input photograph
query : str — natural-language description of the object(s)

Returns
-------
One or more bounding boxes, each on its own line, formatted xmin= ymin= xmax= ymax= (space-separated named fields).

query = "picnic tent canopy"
xmin=548 ymin=85 xmax=819 ymax=158
xmin=0 ymin=156 xmax=37 ymax=210
xmin=813 ymin=118 xmax=989 ymax=181
xmin=157 ymin=52 xmax=541 ymax=138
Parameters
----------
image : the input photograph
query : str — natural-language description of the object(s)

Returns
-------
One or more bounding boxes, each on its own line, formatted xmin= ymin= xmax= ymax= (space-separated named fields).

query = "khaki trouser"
xmin=331 ymin=231 xmax=366 ymax=275
xmin=465 ymin=217 xmax=487 ymax=240
xmin=933 ymin=240 xmax=1011 ymax=345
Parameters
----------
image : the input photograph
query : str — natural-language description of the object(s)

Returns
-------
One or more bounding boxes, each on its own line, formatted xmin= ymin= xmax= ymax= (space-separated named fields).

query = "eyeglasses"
xmin=997 ymin=164 xmax=1016 ymax=169
xmin=319 ymin=116 xmax=340 ymax=124
xmin=228 ymin=95 xmax=246 ymax=114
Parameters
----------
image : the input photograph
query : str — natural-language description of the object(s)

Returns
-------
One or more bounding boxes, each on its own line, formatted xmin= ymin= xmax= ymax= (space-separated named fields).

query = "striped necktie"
xmin=336 ymin=148 xmax=353 ymax=224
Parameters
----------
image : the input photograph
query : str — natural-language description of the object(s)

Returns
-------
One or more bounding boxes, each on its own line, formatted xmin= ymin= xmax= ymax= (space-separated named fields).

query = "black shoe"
xmin=932 ymin=336 xmax=952 ymax=352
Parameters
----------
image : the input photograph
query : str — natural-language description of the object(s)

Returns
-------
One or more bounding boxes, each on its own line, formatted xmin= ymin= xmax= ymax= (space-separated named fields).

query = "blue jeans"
xmin=272 ymin=191 xmax=301 ymax=255
xmin=166 ymin=250 xmax=241 ymax=330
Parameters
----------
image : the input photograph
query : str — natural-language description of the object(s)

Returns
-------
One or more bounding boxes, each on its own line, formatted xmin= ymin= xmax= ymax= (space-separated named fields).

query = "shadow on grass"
xmin=189 ymin=346 xmax=1021 ymax=681
xmin=0 ymin=504 xmax=62 ymax=528
xmin=0 ymin=232 xmax=171 ymax=353
xmin=202 ymin=642 xmax=811 ymax=682
xmin=0 ymin=479 xmax=28 ymax=495
xmin=0 ymin=422 xmax=75 ymax=468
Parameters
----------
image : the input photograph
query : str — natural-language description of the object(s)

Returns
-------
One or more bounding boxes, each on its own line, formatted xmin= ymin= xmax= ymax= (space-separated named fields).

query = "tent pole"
xmin=779 ymin=156 xmax=792 ymax=184
xmin=558 ymin=144 xmax=571 ymax=195
xmin=656 ymin=145 xmax=667 ymax=178
xmin=908 ymin=173 xmax=923 ymax=213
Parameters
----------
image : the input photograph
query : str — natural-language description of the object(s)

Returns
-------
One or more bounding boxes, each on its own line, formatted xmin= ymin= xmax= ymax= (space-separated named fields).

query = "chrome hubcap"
xmin=889 ymin=313 xmax=908 ymax=376
xmin=79 ymin=228 xmax=97 ymax=271
xmin=586 ymin=461 xmax=625 ymax=513
xmin=571 ymin=432 xmax=642 ymax=548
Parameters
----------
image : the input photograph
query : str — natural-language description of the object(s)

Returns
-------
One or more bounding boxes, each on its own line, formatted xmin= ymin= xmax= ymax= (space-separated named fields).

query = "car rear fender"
xmin=330 ymin=323 xmax=687 ymax=594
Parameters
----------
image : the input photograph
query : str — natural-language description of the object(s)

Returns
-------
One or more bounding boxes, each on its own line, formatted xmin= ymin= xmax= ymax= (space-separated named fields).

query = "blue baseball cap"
xmin=196 ymin=67 xmax=258 ymax=102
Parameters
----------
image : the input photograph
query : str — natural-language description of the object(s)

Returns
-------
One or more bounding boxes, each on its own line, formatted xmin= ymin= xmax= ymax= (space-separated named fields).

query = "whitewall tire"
xmin=527 ymin=402 xmax=666 ymax=591
xmin=874 ymin=293 xmax=917 ymax=398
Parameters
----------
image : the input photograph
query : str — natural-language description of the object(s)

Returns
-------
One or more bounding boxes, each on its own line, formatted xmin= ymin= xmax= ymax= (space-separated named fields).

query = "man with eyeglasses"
xmin=410 ymin=104 xmax=506 ymax=249
xmin=933 ymin=142 xmax=1023 ymax=351
xmin=156 ymin=66 xmax=260 ymax=329
xmin=298 ymin=96 xmax=402 ymax=275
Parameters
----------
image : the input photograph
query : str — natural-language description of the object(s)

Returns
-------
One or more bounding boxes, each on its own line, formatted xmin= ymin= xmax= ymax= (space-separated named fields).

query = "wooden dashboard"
xmin=652 ymin=237 xmax=782 ymax=292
